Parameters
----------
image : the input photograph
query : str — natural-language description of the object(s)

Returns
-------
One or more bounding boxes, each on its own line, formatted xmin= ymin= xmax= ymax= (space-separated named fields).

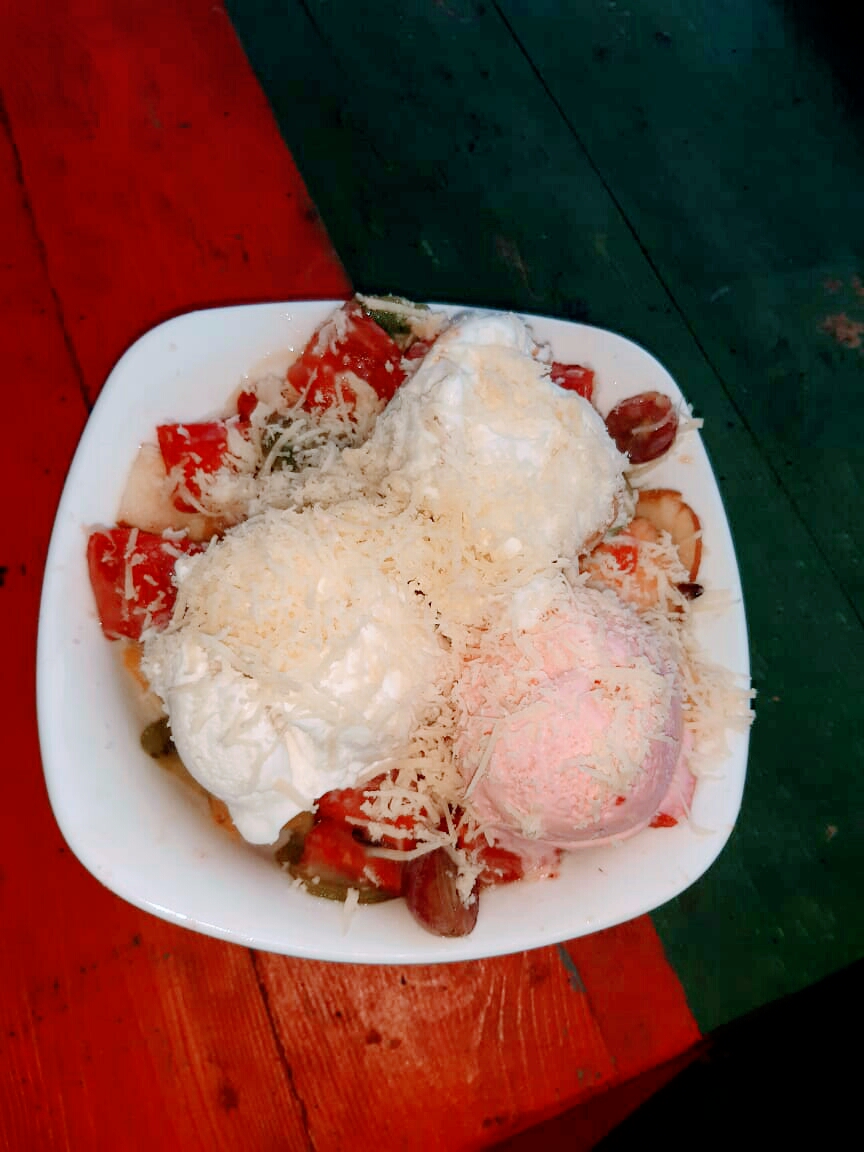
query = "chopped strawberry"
xmin=550 ymin=362 xmax=595 ymax=403
xmin=87 ymin=527 xmax=202 ymax=640
xmin=157 ymin=421 xmax=230 ymax=512
xmin=316 ymin=775 xmax=418 ymax=850
xmin=650 ymin=812 xmax=679 ymax=829
xmin=475 ymin=843 xmax=525 ymax=887
xmin=589 ymin=540 xmax=639 ymax=574
xmin=458 ymin=828 xmax=525 ymax=887
xmin=286 ymin=301 xmax=406 ymax=412
xmin=236 ymin=389 xmax=259 ymax=424
xmin=314 ymin=783 xmax=375 ymax=825
xmin=291 ymin=818 xmax=403 ymax=898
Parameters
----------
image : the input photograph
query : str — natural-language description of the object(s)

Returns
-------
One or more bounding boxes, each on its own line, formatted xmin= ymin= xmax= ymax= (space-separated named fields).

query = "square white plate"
xmin=37 ymin=302 xmax=751 ymax=962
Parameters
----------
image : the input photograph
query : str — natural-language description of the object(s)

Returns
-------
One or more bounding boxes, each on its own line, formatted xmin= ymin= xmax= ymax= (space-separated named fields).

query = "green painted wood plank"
xmin=227 ymin=0 xmax=864 ymax=1030
xmin=497 ymin=0 xmax=864 ymax=615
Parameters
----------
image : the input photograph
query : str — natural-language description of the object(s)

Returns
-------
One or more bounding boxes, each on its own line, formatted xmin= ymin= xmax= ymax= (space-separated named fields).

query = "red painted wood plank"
xmin=255 ymin=949 xmax=618 ymax=1151
xmin=566 ymin=918 xmax=702 ymax=1081
xmin=0 ymin=0 xmax=349 ymax=406
xmin=494 ymin=1045 xmax=704 ymax=1152
xmin=0 ymin=102 xmax=311 ymax=1152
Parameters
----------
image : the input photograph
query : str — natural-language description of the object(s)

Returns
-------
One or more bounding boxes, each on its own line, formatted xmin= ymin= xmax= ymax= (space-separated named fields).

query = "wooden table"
xmin=2 ymin=1 xmax=861 ymax=1147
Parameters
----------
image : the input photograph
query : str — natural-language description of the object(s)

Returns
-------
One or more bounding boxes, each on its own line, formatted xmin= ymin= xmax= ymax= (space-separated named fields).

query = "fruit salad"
xmin=87 ymin=295 xmax=752 ymax=936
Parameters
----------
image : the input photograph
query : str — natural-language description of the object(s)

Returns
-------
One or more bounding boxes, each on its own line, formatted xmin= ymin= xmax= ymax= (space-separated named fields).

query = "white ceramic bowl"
xmin=37 ymin=302 xmax=751 ymax=962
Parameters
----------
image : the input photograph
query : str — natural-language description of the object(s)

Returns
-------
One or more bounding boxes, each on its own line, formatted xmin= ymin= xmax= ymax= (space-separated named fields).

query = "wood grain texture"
xmin=0 ymin=103 xmax=309 ymax=1151
xmin=251 ymin=922 xmax=699 ymax=1150
xmin=0 ymin=0 xmax=349 ymax=407
xmin=229 ymin=0 xmax=864 ymax=1032
xmin=256 ymin=948 xmax=615 ymax=1151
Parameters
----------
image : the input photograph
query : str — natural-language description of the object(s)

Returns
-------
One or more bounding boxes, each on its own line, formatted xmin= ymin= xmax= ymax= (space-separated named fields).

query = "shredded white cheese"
xmin=131 ymin=306 xmax=752 ymax=874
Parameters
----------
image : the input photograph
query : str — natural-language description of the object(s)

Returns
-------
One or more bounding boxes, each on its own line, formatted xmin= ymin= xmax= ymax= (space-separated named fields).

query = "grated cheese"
xmin=582 ymin=529 xmax=754 ymax=779
xmin=130 ymin=306 xmax=753 ymax=876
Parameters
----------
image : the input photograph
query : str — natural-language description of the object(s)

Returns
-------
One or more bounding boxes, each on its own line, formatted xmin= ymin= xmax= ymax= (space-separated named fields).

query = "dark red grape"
xmin=605 ymin=391 xmax=678 ymax=464
xmin=402 ymin=848 xmax=479 ymax=937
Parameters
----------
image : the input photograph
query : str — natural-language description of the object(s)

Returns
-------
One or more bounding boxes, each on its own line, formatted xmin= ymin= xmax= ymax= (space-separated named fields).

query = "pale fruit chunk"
xmin=635 ymin=489 xmax=702 ymax=580
xmin=116 ymin=443 xmax=221 ymax=543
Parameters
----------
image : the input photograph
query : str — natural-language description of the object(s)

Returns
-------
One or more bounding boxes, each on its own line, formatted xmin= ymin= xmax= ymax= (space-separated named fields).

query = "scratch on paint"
xmin=420 ymin=237 xmax=440 ymax=266
xmin=474 ymin=980 xmax=496 ymax=1046
xmin=556 ymin=943 xmax=586 ymax=993
xmin=821 ymin=312 xmax=864 ymax=349
xmin=494 ymin=234 xmax=530 ymax=288
xmin=496 ymin=971 xmax=507 ymax=1044
xmin=514 ymin=978 xmax=529 ymax=1070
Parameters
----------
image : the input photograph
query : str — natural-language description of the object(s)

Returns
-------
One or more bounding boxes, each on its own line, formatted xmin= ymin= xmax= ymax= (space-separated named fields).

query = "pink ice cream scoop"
xmin=455 ymin=585 xmax=692 ymax=852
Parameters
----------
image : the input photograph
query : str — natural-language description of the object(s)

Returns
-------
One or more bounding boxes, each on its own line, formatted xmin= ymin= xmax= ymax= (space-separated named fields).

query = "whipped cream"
xmin=142 ymin=510 xmax=449 ymax=844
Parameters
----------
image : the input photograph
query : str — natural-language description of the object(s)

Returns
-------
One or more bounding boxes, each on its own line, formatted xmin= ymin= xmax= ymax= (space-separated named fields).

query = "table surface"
xmin=2 ymin=1 xmax=862 ymax=1148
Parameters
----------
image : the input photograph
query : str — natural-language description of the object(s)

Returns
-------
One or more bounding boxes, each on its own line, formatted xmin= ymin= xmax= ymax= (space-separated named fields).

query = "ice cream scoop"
xmin=455 ymin=581 xmax=688 ymax=850
xmin=357 ymin=312 xmax=632 ymax=585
